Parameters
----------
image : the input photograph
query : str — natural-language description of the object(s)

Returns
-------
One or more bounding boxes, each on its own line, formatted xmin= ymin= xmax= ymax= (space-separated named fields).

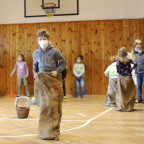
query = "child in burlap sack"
xmin=104 ymin=56 xmax=118 ymax=107
xmin=116 ymin=47 xmax=137 ymax=112
xmin=33 ymin=29 xmax=66 ymax=140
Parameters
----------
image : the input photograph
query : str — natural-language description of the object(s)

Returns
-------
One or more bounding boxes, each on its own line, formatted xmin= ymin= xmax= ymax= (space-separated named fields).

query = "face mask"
xmin=138 ymin=50 xmax=143 ymax=54
xmin=38 ymin=40 xmax=49 ymax=50
xmin=135 ymin=39 xmax=141 ymax=44
xmin=77 ymin=59 xmax=80 ymax=63
xmin=18 ymin=58 xmax=21 ymax=62
xmin=135 ymin=48 xmax=138 ymax=52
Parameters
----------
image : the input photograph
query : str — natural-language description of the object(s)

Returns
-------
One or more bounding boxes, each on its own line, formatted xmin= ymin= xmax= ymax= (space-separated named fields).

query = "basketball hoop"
xmin=41 ymin=3 xmax=56 ymax=17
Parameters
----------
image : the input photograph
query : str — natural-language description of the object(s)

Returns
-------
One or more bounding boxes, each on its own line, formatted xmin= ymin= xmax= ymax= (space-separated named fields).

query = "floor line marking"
xmin=0 ymin=118 xmax=84 ymax=122
xmin=0 ymin=107 xmax=114 ymax=138
xmin=76 ymin=113 xmax=86 ymax=117
xmin=61 ymin=107 xmax=114 ymax=133
xmin=0 ymin=134 xmax=38 ymax=138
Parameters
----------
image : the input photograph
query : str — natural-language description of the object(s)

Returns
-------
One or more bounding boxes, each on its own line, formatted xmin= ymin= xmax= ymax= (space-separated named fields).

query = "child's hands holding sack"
xmin=51 ymin=71 xmax=58 ymax=77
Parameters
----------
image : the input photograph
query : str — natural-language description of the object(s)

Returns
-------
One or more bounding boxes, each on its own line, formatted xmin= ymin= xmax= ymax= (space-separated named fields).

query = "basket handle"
xmin=15 ymin=96 xmax=30 ymax=108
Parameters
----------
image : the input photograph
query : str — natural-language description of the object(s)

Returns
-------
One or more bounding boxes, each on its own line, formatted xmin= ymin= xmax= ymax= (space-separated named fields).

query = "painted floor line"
xmin=0 ymin=107 xmax=114 ymax=138
xmin=61 ymin=107 xmax=114 ymax=133
xmin=0 ymin=134 xmax=38 ymax=138
xmin=0 ymin=118 xmax=84 ymax=122
xmin=76 ymin=113 xmax=86 ymax=117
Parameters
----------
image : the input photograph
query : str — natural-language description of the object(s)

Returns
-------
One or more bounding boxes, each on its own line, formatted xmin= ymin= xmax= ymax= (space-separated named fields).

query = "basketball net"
xmin=41 ymin=3 xmax=56 ymax=18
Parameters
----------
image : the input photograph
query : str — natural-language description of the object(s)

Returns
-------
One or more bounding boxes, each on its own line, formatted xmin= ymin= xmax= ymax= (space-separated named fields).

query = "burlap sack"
xmin=34 ymin=72 xmax=63 ymax=140
xmin=116 ymin=75 xmax=135 ymax=112
xmin=105 ymin=79 xmax=117 ymax=107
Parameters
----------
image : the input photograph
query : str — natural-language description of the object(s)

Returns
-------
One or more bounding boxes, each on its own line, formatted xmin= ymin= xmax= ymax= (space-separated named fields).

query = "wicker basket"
xmin=16 ymin=107 xmax=29 ymax=119
xmin=15 ymin=96 xmax=30 ymax=119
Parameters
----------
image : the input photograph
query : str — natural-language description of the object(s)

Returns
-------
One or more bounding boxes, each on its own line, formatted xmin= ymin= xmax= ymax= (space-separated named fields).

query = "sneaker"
xmin=16 ymin=95 xmax=20 ymax=97
xmin=135 ymin=99 xmax=143 ymax=103
xmin=135 ymin=99 xmax=138 ymax=103
xmin=64 ymin=96 xmax=66 ymax=99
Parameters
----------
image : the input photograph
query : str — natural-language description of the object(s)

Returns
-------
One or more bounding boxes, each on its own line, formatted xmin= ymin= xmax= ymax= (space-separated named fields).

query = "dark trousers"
xmin=62 ymin=79 xmax=66 ymax=96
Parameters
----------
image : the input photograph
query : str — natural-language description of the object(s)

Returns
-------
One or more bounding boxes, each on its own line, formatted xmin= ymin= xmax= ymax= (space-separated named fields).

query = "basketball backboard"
xmin=24 ymin=0 xmax=79 ymax=17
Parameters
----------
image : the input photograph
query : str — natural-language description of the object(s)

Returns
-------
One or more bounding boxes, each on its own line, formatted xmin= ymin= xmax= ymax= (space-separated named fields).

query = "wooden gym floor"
xmin=0 ymin=95 xmax=144 ymax=144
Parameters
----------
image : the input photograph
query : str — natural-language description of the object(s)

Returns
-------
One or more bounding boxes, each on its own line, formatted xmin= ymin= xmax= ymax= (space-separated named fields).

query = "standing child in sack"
xmin=33 ymin=29 xmax=66 ymax=140
xmin=116 ymin=47 xmax=137 ymax=112
xmin=104 ymin=56 xmax=118 ymax=107
xmin=10 ymin=54 xmax=30 ymax=97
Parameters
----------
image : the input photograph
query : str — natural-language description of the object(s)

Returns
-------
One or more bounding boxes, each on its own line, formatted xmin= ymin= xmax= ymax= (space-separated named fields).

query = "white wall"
xmin=0 ymin=0 xmax=143 ymax=24
xmin=123 ymin=0 xmax=144 ymax=19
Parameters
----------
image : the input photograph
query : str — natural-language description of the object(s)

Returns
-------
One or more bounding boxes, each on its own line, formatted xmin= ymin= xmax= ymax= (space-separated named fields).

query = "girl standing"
xmin=116 ymin=47 xmax=137 ymax=111
xmin=10 ymin=54 xmax=30 ymax=97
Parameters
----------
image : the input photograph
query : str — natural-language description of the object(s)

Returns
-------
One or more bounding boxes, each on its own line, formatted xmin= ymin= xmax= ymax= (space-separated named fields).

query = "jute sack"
xmin=116 ymin=75 xmax=135 ymax=112
xmin=105 ymin=79 xmax=117 ymax=107
xmin=34 ymin=72 xmax=63 ymax=140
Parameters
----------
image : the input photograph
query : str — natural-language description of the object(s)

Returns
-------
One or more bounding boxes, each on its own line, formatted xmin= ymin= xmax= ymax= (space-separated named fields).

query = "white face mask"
xmin=137 ymin=49 xmax=143 ymax=54
xmin=38 ymin=40 xmax=49 ymax=50
xmin=135 ymin=48 xmax=138 ymax=52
